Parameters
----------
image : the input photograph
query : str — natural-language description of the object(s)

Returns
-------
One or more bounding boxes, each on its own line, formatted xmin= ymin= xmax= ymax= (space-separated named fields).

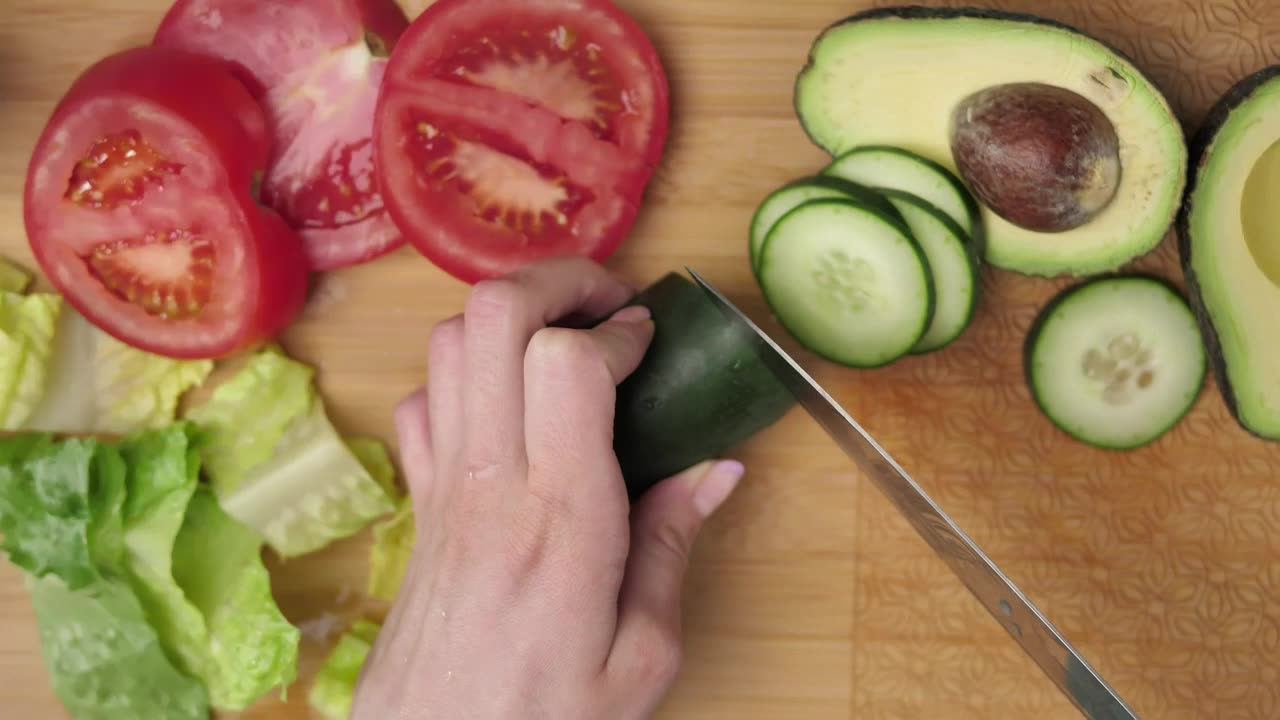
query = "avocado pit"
xmin=949 ymin=82 xmax=1122 ymax=233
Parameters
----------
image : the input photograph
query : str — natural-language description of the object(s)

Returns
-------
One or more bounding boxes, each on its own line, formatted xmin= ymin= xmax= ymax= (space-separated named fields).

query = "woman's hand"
xmin=351 ymin=257 xmax=745 ymax=720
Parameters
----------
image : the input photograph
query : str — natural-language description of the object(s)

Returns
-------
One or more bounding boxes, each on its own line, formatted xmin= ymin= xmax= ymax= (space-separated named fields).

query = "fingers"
xmin=606 ymin=460 xmax=744 ymax=689
xmin=427 ymin=314 xmax=465 ymax=470
xmin=523 ymin=305 xmax=654 ymax=502
xmin=461 ymin=257 xmax=635 ymax=480
xmin=393 ymin=388 xmax=434 ymax=513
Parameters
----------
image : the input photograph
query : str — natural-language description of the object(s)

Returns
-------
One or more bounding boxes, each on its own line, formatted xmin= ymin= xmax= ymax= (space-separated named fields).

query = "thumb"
xmin=607 ymin=459 xmax=745 ymax=682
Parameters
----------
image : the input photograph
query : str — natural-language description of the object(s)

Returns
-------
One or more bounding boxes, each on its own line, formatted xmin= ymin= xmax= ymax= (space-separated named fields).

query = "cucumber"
xmin=1025 ymin=275 xmax=1207 ymax=450
xmin=876 ymin=189 xmax=980 ymax=353
xmin=749 ymin=176 xmax=901 ymax=274
xmin=757 ymin=198 xmax=934 ymax=368
xmin=822 ymin=146 xmax=983 ymax=248
xmin=611 ymin=273 xmax=795 ymax=500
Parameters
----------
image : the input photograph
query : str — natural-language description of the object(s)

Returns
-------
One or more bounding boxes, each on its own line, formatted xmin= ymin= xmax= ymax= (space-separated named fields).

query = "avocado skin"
xmin=794 ymin=5 xmax=1175 ymax=154
xmin=1176 ymin=64 xmax=1280 ymax=441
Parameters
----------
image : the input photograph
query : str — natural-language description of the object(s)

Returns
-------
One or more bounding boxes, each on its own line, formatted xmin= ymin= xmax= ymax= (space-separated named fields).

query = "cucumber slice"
xmin=822 ymin=146 xmax=982 ymax=246
xmin=877 ymin=189 xmax=980 ymax=353
xmin=1025 ymin=276 xmax=1207 ymax=449
xmin=758 ymin=198 xmax=933 ymax=368
xmin=749 ymin=176 xmax=900 ymax=274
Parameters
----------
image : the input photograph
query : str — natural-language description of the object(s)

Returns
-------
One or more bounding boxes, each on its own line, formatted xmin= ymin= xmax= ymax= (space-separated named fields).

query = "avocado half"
xmin=1178 ymin=66 xmax=1280 ymax=441
xmin=793 ymin=6 xmax=1187 ymax=277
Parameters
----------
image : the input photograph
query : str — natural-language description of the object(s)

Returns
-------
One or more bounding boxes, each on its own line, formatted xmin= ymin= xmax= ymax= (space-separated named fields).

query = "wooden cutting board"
xmin=2 ymin=1 xmax=1279 ymax=718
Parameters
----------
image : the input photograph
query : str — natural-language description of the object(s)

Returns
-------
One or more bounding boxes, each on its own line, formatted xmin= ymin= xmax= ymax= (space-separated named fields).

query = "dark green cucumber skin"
xmin=750 ymin=175 xmax=909 ymax=275
xmin=1176 ymin=64 xmax=1280 ymax=442
xmin=610 ymin=273 xmax=795 ymax=500
xmin=1022 ymin=274 xmax=1206 ymax=450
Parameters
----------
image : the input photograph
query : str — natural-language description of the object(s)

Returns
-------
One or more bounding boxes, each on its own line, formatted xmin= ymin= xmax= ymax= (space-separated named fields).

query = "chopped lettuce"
xmin=0 ymin=290 xmax=61 ymax=430
xmin=23 ymin=307 xmax=213 ymax=435
xmin=0 ymin=430 xmax=209 ymax=719
xmin=0 ymin=434 xmax=125 ymax=590
xmin=346 ymin=436 xmax=401 ymax=500
xmin=116 ymin=426 xmax=299 ymax=710
xmin=368 ymin=498 xmax=415 ymax=602
xmin=0 ymin=257 xmax=31 ymax=293
xmin=29 ymin=574 xmax=210 ymax=720
xmin=0 ymin=426 xmax=300 ymax=716
xmin=308 ymin=619 xmax=381 ymax=720
xmin=184 ymin=347 xmax=398 ymax=557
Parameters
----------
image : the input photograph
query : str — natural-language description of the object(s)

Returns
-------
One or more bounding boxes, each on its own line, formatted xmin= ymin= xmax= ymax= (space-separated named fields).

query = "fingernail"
xmin=692 ymin=460 xmax=744 ymax=518
xmin=610 ymin=305 xmax=651 ymax=324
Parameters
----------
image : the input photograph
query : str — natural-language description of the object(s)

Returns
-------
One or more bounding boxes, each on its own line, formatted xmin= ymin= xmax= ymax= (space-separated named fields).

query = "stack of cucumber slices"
xmin=750 ymin=146 xmax=983 ymax=366
xmin=749 ymin=146 xmax=1208 ymax=450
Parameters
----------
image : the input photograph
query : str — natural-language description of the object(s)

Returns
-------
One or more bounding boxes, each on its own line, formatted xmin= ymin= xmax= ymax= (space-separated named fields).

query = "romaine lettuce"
xmin=0 ymin=257 xmax=30 ymax=293
xmin=308 ymin=619 xmax=381 ymax=720
xmin=184 ymin=347 xmax=398 ymax=557
xmin=368 ymin=498 xmax=414 ymax=602
xmin=0 ymin=290 xmax=60 ymax=430
xmin=23 ymin=307 xmax=212 ymax=435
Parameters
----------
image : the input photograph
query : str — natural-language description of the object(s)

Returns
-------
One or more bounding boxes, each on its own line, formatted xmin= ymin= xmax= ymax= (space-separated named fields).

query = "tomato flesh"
xmin=375 ymin=0 xmax=669 ymax=283
xmin=155 ymin=0 xmax=410 ymax=271
xmin=24 ymin=47 xmax=309 ymax=359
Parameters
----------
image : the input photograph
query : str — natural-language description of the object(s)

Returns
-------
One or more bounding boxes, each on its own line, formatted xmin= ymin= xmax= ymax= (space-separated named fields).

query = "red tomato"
xmin=154 ymin=0 xmax=411 ymax=271
xmin=374 ymin=0 xmax=670 ymax=283
xmin=24 ymin=46 xmax=309 ymax=360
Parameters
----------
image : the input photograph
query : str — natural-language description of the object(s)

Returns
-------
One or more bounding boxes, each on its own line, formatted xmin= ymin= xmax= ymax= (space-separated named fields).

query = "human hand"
xmin=351 ymin=257 xmax=746 ymax=720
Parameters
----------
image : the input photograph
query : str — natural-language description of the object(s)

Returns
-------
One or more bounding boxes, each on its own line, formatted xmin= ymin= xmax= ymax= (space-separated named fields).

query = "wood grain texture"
xmin=2 ymin=1 xmax=1280 ymax=718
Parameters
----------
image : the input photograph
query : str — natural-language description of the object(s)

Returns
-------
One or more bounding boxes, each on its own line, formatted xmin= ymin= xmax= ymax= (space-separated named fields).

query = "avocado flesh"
xmin=1180 ymin=67 xmax=1280 ymax=440
xmin=794 ymin=8 xmax=1187 ymax=277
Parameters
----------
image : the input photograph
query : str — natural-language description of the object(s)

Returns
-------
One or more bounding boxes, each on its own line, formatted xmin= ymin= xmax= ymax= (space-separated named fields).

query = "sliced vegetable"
xmin=757 ymin=198 xmax=934 ymax=368
xmin=374 ymin=0 xmax=669 ymax=282
xmin=29 ymin=574 xmax=210 ymax=720
xmin=1025 ymin=275 xmax=1207 ymax=449
xmin=0 ymin=257 xmax=31 ymax=293
xmin=23 ymin=306 xmax=212 ymax=435
xmin=612 ymin=273 xmax=795 ymax=499
xmin=183 ymin=346 xmax=398 ymax=556
xmin=24 ymin=46 xmax=310 ymax=360
xmin=0 ymin=291 xmax=61 ymax=430
xmin=876 ymin=189 xmax=980 ymax=353
xmin=0 ymin=435 xmax=125 ymax=590
xmin=154 ymin=0 xmax=411 ymax=270
xmin=0 ymin=431 xmax=209 ymax=720
xmin=822 ymin=146 xmax=982 ymax=246
xmin=309 ymin=619 xmax=381 ymax=720
xmin=117 ymin=426 xmax=298 ymax=710
xmin=368 ymin=497 xmax=414 ymax=602
xmin=749 ymin=176 xmax=901 ymax=275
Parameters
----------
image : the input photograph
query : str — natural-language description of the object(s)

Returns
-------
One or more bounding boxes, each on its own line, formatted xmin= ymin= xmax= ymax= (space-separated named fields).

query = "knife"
xmin=686 ymin=268 xmax=1138 ymax=720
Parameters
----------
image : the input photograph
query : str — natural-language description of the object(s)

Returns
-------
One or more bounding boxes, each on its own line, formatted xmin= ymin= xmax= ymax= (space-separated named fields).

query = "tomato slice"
xmin=23 ymin=47 xmax=309 ymax=360
xmin=374 ymin=0 xmax=670 ymax=283
xmin=154 ymin=0 xmax=410 ymax=271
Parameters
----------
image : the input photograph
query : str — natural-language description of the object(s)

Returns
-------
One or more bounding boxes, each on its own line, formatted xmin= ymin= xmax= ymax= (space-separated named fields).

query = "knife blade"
xmin=686 ymin=268 xmax=1137 ymax=720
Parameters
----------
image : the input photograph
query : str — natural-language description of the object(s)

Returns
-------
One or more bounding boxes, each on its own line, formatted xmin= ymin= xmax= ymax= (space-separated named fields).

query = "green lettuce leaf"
xmin=184 ymin=347 xmax=397 ymax=557
xmin=22 ymin=307 xmax=213 ymax=435
xmin=0 ymin=434 xmax=126 ymax=590
xmin=170 ymin=487 xmax=300 ymax=708
xmin=368 ymin=498 xmax=414 ymax=602
xmin=0 ymin=430 xmax=209 ymax=719
xmin=115 ymin=424 xmax=299 ymax=710
xmin=0 ymin=290 xmax=61 ymax=430
xmin=29 ymin=574 xmax=210 ymax=720
xmin=308 ymin=619 xmax=381 ymax=720
xmin=0 ymin=257 xmax=30 ymax=293
xmin=346 ymin=436 xmax=401 ymax=500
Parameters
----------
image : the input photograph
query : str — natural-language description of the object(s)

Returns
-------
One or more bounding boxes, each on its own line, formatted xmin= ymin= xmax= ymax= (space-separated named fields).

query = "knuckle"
xmin=647 ymin=520 xmax=692 ymax=568
xmin=527 ymin=327 xmax=606 ymax=378
xmin=465 ymin=277 xmax=525 ymax=322
xmin=632 ymin=625 xmax=684 ymax=685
